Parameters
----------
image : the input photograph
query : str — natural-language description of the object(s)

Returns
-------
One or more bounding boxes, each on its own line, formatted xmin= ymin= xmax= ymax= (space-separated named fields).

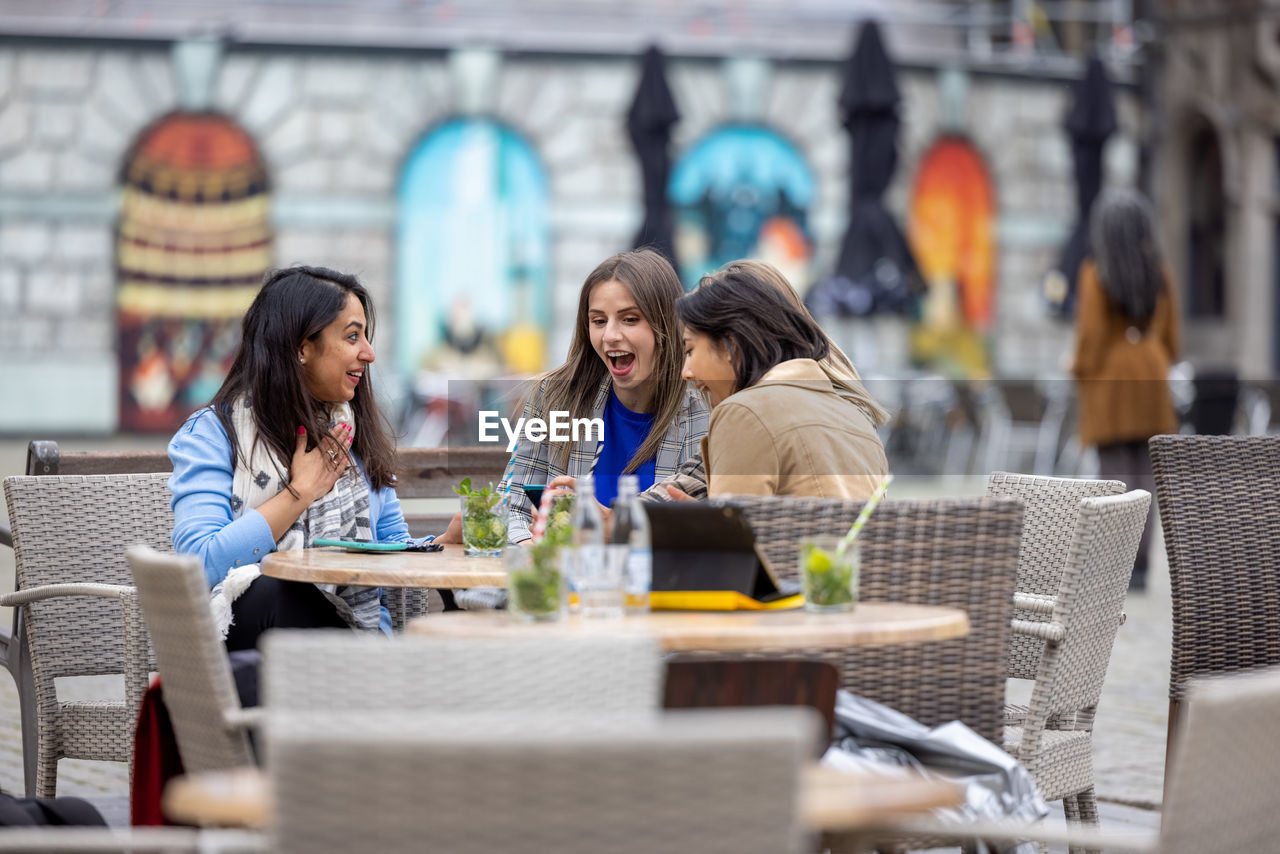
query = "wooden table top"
xmin=261 ymin=543 xmax=506 ymax=589
xmin=164 ymin=767 xmax=271 ymax=830
xmin=800 ymin=764 xmax=964 ymax=831
xmin=406 ymin=602 xmax=969 ymax=652
xmin=164 ymin=764 xmax=963 ymax=832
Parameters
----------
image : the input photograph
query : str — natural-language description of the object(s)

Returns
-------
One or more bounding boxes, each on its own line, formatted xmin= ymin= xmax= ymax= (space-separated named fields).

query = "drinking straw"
xmin=837 ymin=473 xmax=894 ymax=557
xmin=498 ymin=456 xmax=518 ymax=500
xmin=529 ymin=486 xmax=558 ymax=542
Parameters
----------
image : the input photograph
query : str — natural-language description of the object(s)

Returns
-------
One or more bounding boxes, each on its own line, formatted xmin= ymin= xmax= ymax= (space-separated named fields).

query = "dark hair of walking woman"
xmin=1089 ymin=189 xmax=1167 ymax=331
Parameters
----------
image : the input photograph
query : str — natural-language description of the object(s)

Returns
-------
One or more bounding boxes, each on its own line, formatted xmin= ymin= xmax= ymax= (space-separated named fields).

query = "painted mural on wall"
xmin=396 ymin=118 xmax=551 ymax=387
xmin=906 ymin=136 xmax=996 ymax=379
xmin=116 ymin=113 xmax=272 ymax=433
xmin=668 ymin=124 xmax=815 ymax=290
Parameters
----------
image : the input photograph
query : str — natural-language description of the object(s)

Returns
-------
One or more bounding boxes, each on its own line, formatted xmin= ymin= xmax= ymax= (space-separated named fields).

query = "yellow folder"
xmin=649 ymin=590 xmax=805 ymax=612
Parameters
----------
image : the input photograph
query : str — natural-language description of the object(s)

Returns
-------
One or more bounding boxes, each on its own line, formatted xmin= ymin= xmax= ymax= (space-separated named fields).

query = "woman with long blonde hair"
xmin=502 ymin=248 xmax=707 ymax=542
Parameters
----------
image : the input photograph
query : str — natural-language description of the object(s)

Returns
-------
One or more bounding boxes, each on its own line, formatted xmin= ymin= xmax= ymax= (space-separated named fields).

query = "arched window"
xmin=1187 ymin=120 xmax=1226 ymax=318
xmin=907 ymin=136 xmax=996 ymax=376
xmin=116 ymin=113 xmax=272 ymax=433
xmin=396 ymin=119 xmax=550 ymax=382
xmin=668 ymin=124 xmax=815 ymax=288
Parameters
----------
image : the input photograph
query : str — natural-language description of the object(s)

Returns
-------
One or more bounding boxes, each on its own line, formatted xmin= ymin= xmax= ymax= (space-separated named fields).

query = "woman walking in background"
xmin=1072 ymin=189 xmax=1180 ymax=591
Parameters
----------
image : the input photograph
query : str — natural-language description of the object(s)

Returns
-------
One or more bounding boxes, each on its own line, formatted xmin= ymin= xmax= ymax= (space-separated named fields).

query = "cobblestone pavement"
xmin=0 ymin=451 xmax=1169 ymax=834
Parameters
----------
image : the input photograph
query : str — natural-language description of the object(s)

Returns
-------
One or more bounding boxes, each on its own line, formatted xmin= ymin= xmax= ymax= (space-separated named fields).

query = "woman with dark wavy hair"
xmin=675 ymin=265 xmax=887 ymax=499
xmin=168 ymin=265 xmax=417 ymax=650
xmin=1072 ymin=189 xmax=1180 ymax=591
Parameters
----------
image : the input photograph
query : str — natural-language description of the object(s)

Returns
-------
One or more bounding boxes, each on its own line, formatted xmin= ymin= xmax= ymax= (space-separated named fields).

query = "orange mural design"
xmin=907 ymin=137 xmax=996 ymax=377
xmin=117 ymin=113 xmax=272 ymax=433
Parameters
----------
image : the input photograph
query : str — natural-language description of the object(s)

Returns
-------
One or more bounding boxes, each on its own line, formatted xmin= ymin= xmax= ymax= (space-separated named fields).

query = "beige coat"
xmin=703 ymin=359 xmax=889 ymax=500
xmin=1071 ymin=260 xmax=1180 ymax=447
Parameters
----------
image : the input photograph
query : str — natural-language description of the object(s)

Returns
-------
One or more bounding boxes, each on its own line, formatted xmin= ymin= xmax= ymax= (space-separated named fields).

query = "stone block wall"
xmin=0 ymin=40 xmax=1139 ymax=433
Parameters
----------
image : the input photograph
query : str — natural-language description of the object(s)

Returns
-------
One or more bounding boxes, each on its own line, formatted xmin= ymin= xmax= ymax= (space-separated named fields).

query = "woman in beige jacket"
xmin=675 ymin=264 xmax=889 ymax=499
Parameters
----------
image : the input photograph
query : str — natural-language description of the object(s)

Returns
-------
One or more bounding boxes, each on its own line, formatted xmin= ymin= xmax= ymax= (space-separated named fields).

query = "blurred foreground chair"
xmin=0 ymin=827 xmax=264 ymax=853
xmin=1149 ymin=434 xmax=1280 ymax=776
xmin=733 ymin=495 xmax=1022 ymax=746
xmin=1002 ymin=489 xmax=1150 ymax=851
xmin=126 ymin=547 xmax=257 ymax=774
xmin=1 ymin=473 xmax=169 ymax=796
xmin=268 ymin=708 xmax=813 ymax=854
xmin=845 ymin=666 xmax=1280 ymax=853
xmin=263 ymin=630 xmax=663 ymax=714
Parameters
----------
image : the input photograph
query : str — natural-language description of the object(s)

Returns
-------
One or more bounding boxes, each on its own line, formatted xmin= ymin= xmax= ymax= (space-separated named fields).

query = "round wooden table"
xmin=261 ymin=543 xmax=505 ymax=589
xmin=163 ymin=764 xmax=963 ymax=832
xmin=406 ymin=602 xmax=969 ymax=652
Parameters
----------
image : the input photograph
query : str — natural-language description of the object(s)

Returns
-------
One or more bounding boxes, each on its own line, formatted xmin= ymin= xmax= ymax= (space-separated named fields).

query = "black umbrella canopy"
xmin=627 ymin=45 xmax=680 ymax=266
xmin=1047 ymin=53 xmax=1117 ymax=318
xmin=808 ymin=20 xmax=923 ymax=319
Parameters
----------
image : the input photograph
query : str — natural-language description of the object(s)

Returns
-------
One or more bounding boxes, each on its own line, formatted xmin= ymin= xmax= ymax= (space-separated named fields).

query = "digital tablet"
xmin=642 ymin=503 xmax=798 ymax=604
xmin=312 ymin=538 xmax=442 ymax=553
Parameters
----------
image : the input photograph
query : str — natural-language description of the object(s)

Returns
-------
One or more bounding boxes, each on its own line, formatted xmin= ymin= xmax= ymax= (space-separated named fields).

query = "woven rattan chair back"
xmin=263 ymin=631 xmax=663 ymax=714
xmin=729 ymin=495 xmax=1022 ymax=746
xmin=985 ymin=472 xmax=1127 ymax=680
xmin=268 ymin=708 xmax=812 ymax=854
xmin=1150 ymin=434 xmax=1280 ymax=770
xmin=3 ymin=473 xmax=170 ymax=796
xmin=127 ymin=546 xmax=254 ymax=773
xmin=1008 ymin=490 xmax=1150 ymax=838
xmin=1159 ymin=667 xmax=1280 ymax=853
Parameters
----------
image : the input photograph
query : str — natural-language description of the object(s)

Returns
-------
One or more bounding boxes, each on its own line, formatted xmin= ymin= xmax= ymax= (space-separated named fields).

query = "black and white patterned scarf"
xmin=209 ymin=397 xmax=381 ymax=636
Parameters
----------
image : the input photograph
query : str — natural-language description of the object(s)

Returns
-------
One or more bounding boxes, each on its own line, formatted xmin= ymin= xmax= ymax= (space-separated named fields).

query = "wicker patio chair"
xmin=1148 ymin=434 xmax=1280 ymax=774
xmin=730 ymin=495 xmax=1022 ymax=746
xmin=0 ymin=827 xmax=265 ymax=853
xmin=986 ymin=472 xmax=1127 ymax=683
xmin=1004 ymin=489 xmax=1151 ymax=852
xmin=843 ymin=666 xmax=1280 ymax=854
xmin=262 ymin=630 xmax=663 ymax=714
xmin=267 ymin=707 xmax=813 ymax=854
xmin=125 ymin=547 xmax=256 ymax=774
xmin=1 ymin=473 xmax=169 ymax=797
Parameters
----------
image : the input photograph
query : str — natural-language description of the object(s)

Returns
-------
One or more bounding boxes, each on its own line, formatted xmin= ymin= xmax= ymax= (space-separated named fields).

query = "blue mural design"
xmin=668 ymin=124 xmax=816 ymax=288
xmin=397 ymin=119 xmax=551 ymax=382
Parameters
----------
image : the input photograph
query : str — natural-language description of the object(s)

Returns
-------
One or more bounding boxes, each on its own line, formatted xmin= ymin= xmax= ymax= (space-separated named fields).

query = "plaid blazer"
xmin=502 ymin=377 xmax=709 ymax=542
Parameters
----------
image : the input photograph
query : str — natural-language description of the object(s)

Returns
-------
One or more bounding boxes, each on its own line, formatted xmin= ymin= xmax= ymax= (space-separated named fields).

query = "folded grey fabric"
xmin=453 ymin=586 xmax=508 ymax=611
xmin=824 ymin=690 xmax=1048 ymax=854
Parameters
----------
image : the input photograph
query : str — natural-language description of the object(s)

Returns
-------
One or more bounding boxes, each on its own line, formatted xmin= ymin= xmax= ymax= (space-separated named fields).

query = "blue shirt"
xmin=168 ymin=408 xmax=412 ymax=635
xmin=593 ymin=391 xmax=657 ymax=507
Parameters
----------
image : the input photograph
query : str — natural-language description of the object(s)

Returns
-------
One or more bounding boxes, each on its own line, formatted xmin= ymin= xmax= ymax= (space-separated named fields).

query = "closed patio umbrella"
xmin=808 ymin=20 xmax=922 ymax=318
xmin=627 ymin=45 xmax=680 ymax=265
xmin=1046 ymin=54 xmax=1116 ymax=318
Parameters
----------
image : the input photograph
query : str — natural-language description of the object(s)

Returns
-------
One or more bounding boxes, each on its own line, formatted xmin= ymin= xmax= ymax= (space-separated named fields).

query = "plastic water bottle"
xmin=610 ymin=475 xmax=651 ymax=614
xmin=569 ymin=476 xmax=614 ymax=617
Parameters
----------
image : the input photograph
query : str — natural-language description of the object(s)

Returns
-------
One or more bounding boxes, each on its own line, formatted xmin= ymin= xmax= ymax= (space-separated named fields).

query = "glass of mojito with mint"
xmin=799 ymin=536 xmax=859 ymax=614
xmin=455 ymin=478 xmax=509 ymax=557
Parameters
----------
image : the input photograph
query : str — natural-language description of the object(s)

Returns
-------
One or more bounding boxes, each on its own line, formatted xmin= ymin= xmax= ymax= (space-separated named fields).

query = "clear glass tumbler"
xmin=505 ymin=545 xmax=565 ymax=622
xmin=799 ymin=536 xmax=859 ymax=614
xmin=460 ymin=492 xmax=509 ymax=557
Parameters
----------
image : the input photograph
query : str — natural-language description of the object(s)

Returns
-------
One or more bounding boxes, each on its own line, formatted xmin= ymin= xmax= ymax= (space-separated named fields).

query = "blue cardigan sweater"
xmin=168 ymin=408 xmax=412 ymax=635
